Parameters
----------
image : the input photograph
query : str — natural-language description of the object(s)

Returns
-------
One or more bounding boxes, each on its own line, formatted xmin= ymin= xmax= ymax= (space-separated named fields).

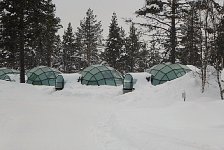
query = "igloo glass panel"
xmin=115 ymin=79 xmax=123 ymax=86
xmin=166 ymin=71 xmax=177 ymax=80
xmin=161 ymin=75 xmax=169 ymax=81
xmin=154 ymin=64 xmax=166 ymax=70
xmin=49 ymin=79 xmax=56 ymax=86
xmin=39 ymin=73 xmax=48 ymax=80
xmin=94 ymin=72 xmax=104 ymax=80
xmin=41 ymin=67 xmax=50 ymax=72
xmin=84 ymin=73 xmax=93 ymax=80
xmin=152 ymin=79 xmax=160 ymax=85
xmin=161 ymin=66 xmax=172 ymax=73
xmin=149 ymin=69 xmax=158 ymax=76
xmin=29 ymin=74 xmax=37 ymax=81
xmin=102 ymin=71 xmax=113 ymax=79
xmin=46 ymin=71 xmax=55 ymax=78
xmin=98 ymin=79 xmax=106 ymax=85
xmin=89 ymin=76 xmax=96 ymax=81
xmin=90 ymin=68 xmax=100 ymax=75
xmin=170 ymin=64 xmax=180 ymax=70
xmin=155 ymin=71 xmax=165 ymax=80
xmin=88 ymin=81 xmax=98 ymax=85
xmin=105 ymin=79 xmax=115 ymax=86
xmin=42 ymin=80 xmax=49 ymax=85
xmin=35 ymin=69 xmax=43 ymax=75
xmin=82 ymin=80 xmax=88 ymax=85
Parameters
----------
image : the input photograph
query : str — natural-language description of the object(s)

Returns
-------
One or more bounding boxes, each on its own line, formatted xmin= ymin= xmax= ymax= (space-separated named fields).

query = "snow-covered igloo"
xmin=147 ymin=63 xmax=191 ymax=86
xmin=26 ymin=66 xmax=61 ymax=86
xmin=0 ymin=67 xmax=19 ymax=81
xmin=81 ymin=64 xmax=123 ymax=86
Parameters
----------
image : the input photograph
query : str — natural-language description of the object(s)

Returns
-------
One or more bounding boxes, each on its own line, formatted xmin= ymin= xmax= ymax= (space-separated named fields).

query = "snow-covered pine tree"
xmin=104 ymin=12 xmax=124 ymax=70
xmin=0 ymin=0 xmax=61 ymax=82
xmin=137 ymin=42 xmax=151 ymax=72
xmin=147 ymin=38 xmax=161 ymax=68
xmin=73 ymin=32 xmax=87 ymax=71
xmin=125 ymin=23 xmax=141 ymax=72
xmin=216 ymin=16 xmax=224 ymax=100
xmin=194 ymin=0 xmax=223 ymax=93
xmin=62 ymin=22 xmax=75 ymax=73
xmin=0 ymin=0 xmax=29 ymax=82
xmin=52 ymin=35 xmax=62 ymax=69
xmin=76 ymin=8 xmax=103 ymax=66
xmin=135 ymin=0 xmax=190 ymax=63
xmin=40 ymin=0 xmax=61 ymax=67
xmin=179 ymin=1 xmax=202 ymax=67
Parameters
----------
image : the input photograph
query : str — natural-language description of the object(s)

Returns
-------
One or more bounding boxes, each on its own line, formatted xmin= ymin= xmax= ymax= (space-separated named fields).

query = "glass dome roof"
xmin=81 ymin=65 xmax=123 ymax=86
xmin=26 ymin=66 xmax=61 ymax=86
xmin=147 ymin=63 xmax=191 ymax=85
xmin=0 ymin=67 xmax=19 ymax=80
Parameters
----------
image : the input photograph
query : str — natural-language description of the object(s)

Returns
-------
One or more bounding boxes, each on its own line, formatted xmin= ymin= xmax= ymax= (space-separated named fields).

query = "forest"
xmin=0 ymin=0 xmax=224 ymax=88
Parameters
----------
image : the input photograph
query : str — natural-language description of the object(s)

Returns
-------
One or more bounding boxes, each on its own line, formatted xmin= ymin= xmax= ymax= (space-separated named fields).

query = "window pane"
xmin=155 ymin=71 xmax=164 ymax=80
xmin=166 ymin=71 xmax=177 ymax=80
xmin=90 ymin=68 xmax=99 ymax=75
xmin=105 ymin=79 xmax=115 ymax=86
xmin=49 ymin=79 xmax=56 ymax=86
xmin=98 ymin=79 xmax=106 ymax=85
xmin=35 ymin=69 xmax=43 ymax=75
xmin=42 ymin=80 xmax=49 ymax=85
xmin=84 ymin=73 xmax=93 ymax=80
xmin=94 ymin=72 xmax=104 ymax=80
xmin=39 ymin=73 xmax=47 ymax=80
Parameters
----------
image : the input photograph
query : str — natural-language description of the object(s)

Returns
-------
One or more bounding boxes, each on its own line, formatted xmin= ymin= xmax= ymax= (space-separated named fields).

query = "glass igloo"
xmin=147 ymin=63 xmax=191 ymax=86
xmin=81 ymin=65 xmax=123 ymax=86
xmin=0 ymin=67 xmax=19 ymax=80
xmin=26 ymin=66 xmax=61 ymax=86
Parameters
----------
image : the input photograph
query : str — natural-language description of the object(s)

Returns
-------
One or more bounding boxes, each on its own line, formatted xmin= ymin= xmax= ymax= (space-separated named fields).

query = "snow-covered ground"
xmin=0 ymin=71 xmax=224 ymax=150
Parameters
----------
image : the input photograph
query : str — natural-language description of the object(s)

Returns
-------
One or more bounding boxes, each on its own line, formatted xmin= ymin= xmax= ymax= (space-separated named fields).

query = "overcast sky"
xmin=53 ymin=0 xmax=223 ymax=37
xmin=53 ymin=0 xmax=145 ymax=37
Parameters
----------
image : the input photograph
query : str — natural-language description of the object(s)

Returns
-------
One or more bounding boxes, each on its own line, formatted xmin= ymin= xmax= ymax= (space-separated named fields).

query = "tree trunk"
xmin=19 ymin=4 xmax=25 ymax=83
xmin=217 ymin=67 xmax=224 ymax=100
xmin=170 ymin=0 xmax=176 ymax=63
xmin=202 ymin=4 xmax=209 ymax=93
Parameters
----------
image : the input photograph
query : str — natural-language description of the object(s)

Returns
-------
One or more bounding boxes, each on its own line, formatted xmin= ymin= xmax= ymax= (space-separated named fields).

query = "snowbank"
xmin=0 ymin=69 xmax=224 ymax=150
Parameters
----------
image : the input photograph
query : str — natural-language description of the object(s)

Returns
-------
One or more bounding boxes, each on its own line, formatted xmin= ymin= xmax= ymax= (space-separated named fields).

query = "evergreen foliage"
xmin=0 ymin=0 xmax=61 ymax=82
xmin=179 ymin=1 xmax=202 ymax=67
xmin=104 ymin=12 xmax=124 ymax=71
xmin=135 ymin=0 xmax=190 ymax=63
xmin=124 ymin=23 xmax=141 ymax=72
xmin=76 ymin=8 xmax=103 ymax=66
xmin=62 ymin=22 xmax=76 ymax=72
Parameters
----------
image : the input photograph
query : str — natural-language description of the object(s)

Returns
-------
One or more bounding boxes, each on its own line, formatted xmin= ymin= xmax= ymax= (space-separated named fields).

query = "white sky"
xmin=53 ymin=0 xmax=145 ymax=37
xmin=53 ymin=0 xmax=223 ymax=37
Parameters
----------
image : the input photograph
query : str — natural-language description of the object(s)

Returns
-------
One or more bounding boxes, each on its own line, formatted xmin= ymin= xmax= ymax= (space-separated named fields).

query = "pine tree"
xmin=125 ymin=23 xmax=141 ymax=72
xmin=74 ymin=31 xmax=87 ymax=71
xmin=148 ymin=39 xmax=161 ymax=68
xmin=30 ymin=0 xmax=61 ymax=67
xmin=137 ymin=43 xmax=150 ymax=72
xmin=62 ymin=22 xmax=75 ymax=72
xmin=0 ymin=0 xmax=29 ymax=82
xmin=52 ymin=34 xmax=62 ymax=69
xmin=214 ymin=15 xmax=224 ymax=100
xmin=194 ymin=0 xmax=224 ymax=93
xmin=180 ymin=1 xmax=202 ymax=67
xmin=76 ymin=8 xmax=103 ymax=65
xmin=135 ymin=0 xmax=191 ymax=63
xmin=216 ymin=17 xmax=224 ymax=68
xmin=0 ymin=0 xmax=61 ymax=82
xmin=104 ymin=12 xmax=124 ymax=70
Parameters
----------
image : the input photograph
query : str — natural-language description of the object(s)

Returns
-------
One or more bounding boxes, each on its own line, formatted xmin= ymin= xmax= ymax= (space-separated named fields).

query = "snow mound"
xmin=0 ymin=68 xmax=224 ymax=150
